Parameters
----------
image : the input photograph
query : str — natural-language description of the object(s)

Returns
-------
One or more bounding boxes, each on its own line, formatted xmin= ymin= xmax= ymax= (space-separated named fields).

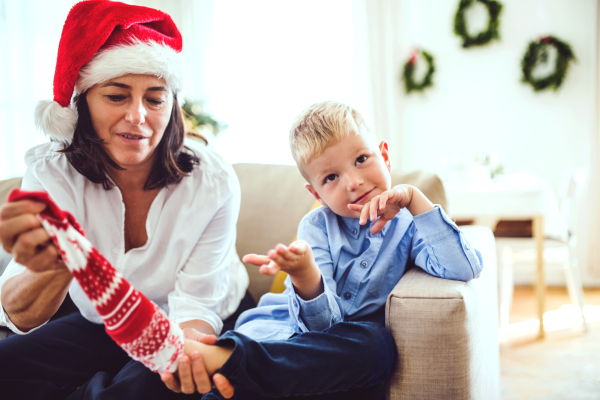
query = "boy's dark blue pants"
xmin=0 ymin=297 xmax=395 ymax=399
xmin=203 ymin=321 xmax=395 ymax=400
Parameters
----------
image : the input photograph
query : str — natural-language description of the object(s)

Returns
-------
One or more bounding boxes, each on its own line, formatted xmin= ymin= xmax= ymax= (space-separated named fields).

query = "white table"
xmin=445 ymin=172 xmax=562 ymax=338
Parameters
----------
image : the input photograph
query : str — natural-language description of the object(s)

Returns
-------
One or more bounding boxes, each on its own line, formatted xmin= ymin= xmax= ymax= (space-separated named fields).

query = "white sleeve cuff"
xmin=0 ymin=305 xmax=49 ymax=335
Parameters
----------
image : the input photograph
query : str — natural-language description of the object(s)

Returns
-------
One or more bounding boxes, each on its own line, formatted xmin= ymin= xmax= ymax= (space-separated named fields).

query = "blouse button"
xmin=344 ymin=292 xmax=352 ymax=300
xmin=352 ymin=228 xmax=357 ymax=235
xmin=360 ymin=260 xmax=368 ymax=268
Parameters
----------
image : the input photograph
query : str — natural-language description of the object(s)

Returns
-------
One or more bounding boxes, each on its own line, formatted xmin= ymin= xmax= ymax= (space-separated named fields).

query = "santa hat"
xmin=35 ymin=0 xmax=185 ymax=142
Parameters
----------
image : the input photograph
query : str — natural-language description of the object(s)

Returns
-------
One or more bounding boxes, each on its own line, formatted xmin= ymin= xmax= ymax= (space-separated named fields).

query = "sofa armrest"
xmin=385 ymin=226 xmax=500 ymax=400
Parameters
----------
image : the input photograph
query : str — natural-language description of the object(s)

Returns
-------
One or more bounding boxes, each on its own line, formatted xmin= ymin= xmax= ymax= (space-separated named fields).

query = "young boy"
xmin=171 ymin=101 xmax=483 ymax=399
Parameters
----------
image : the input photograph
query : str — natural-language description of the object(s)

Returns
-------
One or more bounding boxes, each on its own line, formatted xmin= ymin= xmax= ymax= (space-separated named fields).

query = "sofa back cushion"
xmin=0 ymin=177 xmax=23 ymax=204
xmin=0 ymin=178 xmax=23 ymax=275
xmin=233 ymin=164 xmax=315 ymax=301
xmin=232 ymin=164 xmax=447 ymax=302
xmin=0 ymin=169 xmax=447 ymax=302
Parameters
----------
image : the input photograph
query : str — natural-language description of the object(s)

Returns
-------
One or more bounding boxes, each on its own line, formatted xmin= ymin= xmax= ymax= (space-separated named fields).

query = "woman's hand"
xmin=160 ymin=328 xmax=235 ymax=398
xmin=0 ymin=200 xmax=64 ymax=272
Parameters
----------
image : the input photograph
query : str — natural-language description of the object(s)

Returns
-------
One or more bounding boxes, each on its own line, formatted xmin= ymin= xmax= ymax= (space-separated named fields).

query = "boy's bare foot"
xmin=184 ymin=339 xmax=233 ymax=375
xmin=161 ymin=339 xmax=234 ymax=396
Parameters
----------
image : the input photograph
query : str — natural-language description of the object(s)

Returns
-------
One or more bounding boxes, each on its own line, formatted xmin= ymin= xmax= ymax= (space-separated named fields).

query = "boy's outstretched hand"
xmin=243 ymin=240 xmax=314 ymax=276
xmin=243 ymin=240 xmax=323 ymax=300
xmin=347 ymin=185 xmax=434 ymax=234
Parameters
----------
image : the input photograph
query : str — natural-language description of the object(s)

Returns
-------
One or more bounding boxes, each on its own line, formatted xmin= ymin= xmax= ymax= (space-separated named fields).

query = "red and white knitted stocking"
xmin=8 ymin=189 xmax=184 ymax=373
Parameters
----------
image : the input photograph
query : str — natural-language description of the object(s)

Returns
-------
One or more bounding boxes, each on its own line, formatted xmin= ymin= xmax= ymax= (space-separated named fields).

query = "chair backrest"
xmin=558 ymin=167 xmax=587 ymax=240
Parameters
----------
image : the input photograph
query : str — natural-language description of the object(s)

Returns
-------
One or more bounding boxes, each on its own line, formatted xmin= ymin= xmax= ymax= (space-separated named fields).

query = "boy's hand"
xmin=243 ymin=240 xmax=314 ymax=276
xmin=347 ymin=185 xmax=434 ymax=234
xmin=243 ymin=240 xmax=323 ymax=300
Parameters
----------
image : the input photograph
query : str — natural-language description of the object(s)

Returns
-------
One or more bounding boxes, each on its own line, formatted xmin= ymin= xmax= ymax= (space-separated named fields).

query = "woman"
xmin=0 ymin=1 xmax=250 ymax=398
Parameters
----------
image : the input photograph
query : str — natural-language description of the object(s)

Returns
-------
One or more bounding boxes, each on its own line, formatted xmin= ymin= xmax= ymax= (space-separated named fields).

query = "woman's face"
xmin=86 ymin=74 xmax=173 ymax=169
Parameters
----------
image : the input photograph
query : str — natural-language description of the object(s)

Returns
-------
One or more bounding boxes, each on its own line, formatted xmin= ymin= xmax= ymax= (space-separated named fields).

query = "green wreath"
xmin=454 ymin=0 xmax=503 ymax=48
xmin=521 ymin=36 xmax=576 ymax=92
xmin=402 ymin=50 xmax=435 ymax=94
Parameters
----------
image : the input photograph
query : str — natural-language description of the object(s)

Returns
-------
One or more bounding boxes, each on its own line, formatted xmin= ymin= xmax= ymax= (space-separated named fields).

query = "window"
xmin=209 ymin=0 xmax=361 ymax=165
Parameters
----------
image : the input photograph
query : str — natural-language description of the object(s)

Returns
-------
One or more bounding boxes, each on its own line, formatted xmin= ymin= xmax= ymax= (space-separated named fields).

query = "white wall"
xmin=392 ymin=0 xmax=596 ymax=184
xmin=386 ymin=0 xmax=599 ymax=285
xmin=2 ymin=0 xmax=598 ymax=284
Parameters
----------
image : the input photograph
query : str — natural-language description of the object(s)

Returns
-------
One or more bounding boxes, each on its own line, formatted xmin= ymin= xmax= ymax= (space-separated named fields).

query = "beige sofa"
xmin=0 ymin=165 xmax=500 ymax=400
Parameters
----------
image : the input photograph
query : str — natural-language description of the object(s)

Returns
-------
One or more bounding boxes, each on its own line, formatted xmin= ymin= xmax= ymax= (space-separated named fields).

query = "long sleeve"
xmin=289 ymin=212 xmax=344 ymax=332
xmin=410 ymin=206 xmax=483 ymax=281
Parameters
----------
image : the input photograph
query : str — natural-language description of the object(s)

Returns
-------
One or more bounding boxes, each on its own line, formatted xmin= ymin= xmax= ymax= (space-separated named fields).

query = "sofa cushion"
xmin=0 ymin=248 xmax=12 ymax=276
xmin=0 ymin=177 xmax=23 ymax=205
xmin=233 ymin=165 xmax=449 ymax=302
xmin=0 ymin=178 xmax=22 ymax=275
xmin=0 ymin=168 xmax=449 ymax=304
xmin=391 ymin=170 xmax=447 ymax=212
xmin=233 ymin=164 xmax=316 ymax=302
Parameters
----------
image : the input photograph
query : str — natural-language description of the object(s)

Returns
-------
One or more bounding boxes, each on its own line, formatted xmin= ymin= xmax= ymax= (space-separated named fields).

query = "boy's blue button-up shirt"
xmin=235 ymin=205 xmax=483 ymax=341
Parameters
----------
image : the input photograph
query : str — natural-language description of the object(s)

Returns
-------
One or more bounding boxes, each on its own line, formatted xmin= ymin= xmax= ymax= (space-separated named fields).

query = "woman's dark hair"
xmin=61 ymin=93 xmax=200 ymax=190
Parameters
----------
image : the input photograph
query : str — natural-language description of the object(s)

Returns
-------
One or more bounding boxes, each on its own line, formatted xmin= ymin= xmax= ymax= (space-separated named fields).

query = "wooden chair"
xmin=498 ymin=167 xmax=589 ymax=333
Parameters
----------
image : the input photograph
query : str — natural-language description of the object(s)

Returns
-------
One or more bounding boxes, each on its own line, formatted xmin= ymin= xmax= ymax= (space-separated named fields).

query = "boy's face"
xmin=304 ymin=133 xmax=392 ymax=219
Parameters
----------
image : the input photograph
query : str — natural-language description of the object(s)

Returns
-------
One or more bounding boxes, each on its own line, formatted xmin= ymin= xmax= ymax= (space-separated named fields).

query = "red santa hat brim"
xmin=36 ymin=41 xmax=186 ymax=142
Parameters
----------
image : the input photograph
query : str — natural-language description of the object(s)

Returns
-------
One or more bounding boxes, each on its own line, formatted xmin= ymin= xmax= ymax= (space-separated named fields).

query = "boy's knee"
xmin=361 ymin=323 xmax=396 ymax=372
xmin=333 ymin=322 xmax=396 ymax=382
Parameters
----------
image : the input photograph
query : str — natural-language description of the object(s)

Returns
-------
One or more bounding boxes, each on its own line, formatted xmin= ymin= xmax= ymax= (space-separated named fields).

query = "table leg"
xmin=533 ymin=216 xmax=545 ymax=339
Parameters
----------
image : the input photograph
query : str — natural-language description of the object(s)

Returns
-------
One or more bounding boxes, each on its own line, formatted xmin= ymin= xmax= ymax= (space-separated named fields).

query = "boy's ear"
xmin=379 ymin=141 xmax=392 ymax=172
xmin=305 ymin=183 xmax=326 ymax=206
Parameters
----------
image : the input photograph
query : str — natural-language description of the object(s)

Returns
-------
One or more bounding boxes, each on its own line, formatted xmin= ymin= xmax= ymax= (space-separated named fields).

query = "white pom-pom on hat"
xmin=35 ymin=100 xmax=79 ymax=143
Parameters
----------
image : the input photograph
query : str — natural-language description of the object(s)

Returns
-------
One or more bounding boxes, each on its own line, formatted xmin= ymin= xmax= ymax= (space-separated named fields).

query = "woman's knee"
xmin=0 ymin=333 xmax=31 ymax=375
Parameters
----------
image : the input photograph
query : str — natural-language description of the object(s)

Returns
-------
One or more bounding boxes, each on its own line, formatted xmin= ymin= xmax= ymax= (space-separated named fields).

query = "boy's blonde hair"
xmin=289 ymin=101 xmax=373 ymax=179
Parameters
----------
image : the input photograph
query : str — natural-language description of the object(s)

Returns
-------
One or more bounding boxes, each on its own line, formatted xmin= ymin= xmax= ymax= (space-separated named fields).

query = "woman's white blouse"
xmin=0 ymin=141 xmax=249 ymax=335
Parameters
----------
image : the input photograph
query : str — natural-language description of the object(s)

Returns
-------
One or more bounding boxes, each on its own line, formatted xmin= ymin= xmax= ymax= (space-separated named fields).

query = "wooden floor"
xmin=500 ymin=286 xmax=600 ymax=400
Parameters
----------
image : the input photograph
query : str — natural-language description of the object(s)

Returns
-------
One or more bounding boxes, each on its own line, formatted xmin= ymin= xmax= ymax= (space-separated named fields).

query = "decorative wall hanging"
xmin=521 ymin=36 xmax=575 ymax=92
xmin=402 ymin=49 xmax=435 ymax=94
xmin=453 ymin=0 xmax=503 ymax=48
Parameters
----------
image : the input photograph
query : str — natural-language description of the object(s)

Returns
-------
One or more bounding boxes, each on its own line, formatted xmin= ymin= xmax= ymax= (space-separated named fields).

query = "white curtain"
xmin=592 ymin=2 xmax=600 ymax=278
xmin=207 ymin=0 xmax=368 ymax=165
xmin=133 ymin=0 xmax=216 ymax=102
xmin=1 ymin=0 xmax=376 ymax=174
xmin=0 ymin=0 xmax=81 ymax=180
xmin=137 ymin=0 xmax=370 ymax=166
xmin=353 ymin=0 xmax=403 ymax=166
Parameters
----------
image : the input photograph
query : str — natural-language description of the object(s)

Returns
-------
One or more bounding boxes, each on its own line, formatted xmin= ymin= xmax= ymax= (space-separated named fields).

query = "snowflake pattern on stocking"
xmin=8 ymin=189 xmax=185 ymax=374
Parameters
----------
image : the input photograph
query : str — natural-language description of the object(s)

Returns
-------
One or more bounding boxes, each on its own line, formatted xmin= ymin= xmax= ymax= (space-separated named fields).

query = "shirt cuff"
xmin=297 ymin=291 xmax=330 ymax=318
xmin=0 ymin=305 xmax=48 ymax=335
xmin=413 ymin=205 xmax=459 ymax=242
xmin=170 ymin=311 xmax=223 ymax=336
xmin=288 ymin=275 xmax=339 ymax=332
